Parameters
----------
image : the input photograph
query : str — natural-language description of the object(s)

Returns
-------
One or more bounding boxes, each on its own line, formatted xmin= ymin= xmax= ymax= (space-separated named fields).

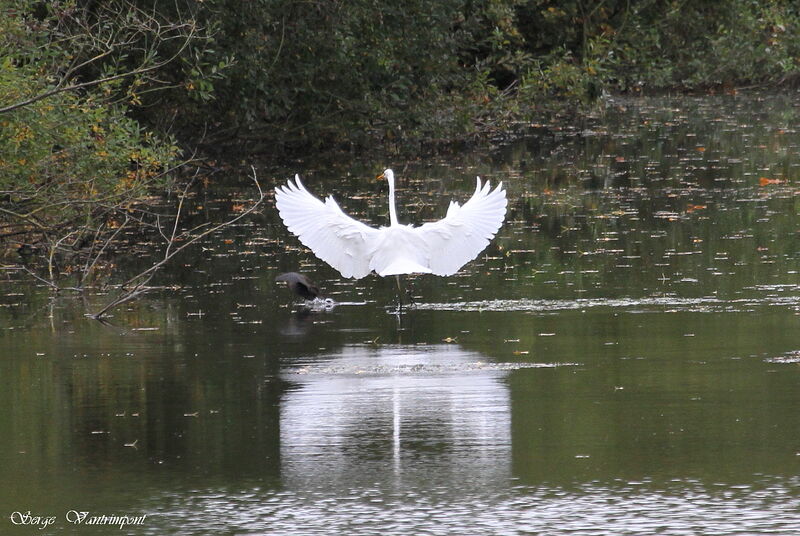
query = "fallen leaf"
xmin=686 ymin=204 xmax=707 ymax=213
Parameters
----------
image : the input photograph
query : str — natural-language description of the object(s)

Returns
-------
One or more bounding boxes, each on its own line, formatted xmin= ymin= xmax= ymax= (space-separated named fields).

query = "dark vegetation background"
xmin=2 ymin=0 xmax=799 ymax=286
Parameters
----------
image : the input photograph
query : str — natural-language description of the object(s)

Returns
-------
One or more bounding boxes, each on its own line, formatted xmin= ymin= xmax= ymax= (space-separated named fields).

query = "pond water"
xmin=2 ymin=93 xmax=800 ymax=534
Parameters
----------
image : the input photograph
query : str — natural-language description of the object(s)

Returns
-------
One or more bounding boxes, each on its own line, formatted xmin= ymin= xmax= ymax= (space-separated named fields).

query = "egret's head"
xmin=376 ymin=168 xmax=394 ymax=183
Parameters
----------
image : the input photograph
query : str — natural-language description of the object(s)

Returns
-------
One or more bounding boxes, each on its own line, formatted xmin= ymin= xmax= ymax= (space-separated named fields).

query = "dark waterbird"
xmin=276 ymin=272 xmax=320 ymax=301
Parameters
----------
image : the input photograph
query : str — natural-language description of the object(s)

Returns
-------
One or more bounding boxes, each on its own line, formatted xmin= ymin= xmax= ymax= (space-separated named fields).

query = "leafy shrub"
xmin=0 ymin=1 xmax=186 ymax=248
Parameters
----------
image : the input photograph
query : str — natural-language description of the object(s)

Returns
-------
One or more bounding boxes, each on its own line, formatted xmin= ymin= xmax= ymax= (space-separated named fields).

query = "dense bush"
xmin=7 ymin=0 xmax=800 ymax=159
xmin=0 ymin=0 xmax=210 ymax=259
xmin=134 ymin=0 xmax=800 ymax=152
xmin=0 ymin=62 xmax=178 ymax=229
xmin=136 ymin=0 xmax=521 ymax=150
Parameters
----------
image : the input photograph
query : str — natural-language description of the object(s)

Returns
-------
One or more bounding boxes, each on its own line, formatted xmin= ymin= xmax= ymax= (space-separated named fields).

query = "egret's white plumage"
xmin=275 ymin=168 xmax=507 ymax=279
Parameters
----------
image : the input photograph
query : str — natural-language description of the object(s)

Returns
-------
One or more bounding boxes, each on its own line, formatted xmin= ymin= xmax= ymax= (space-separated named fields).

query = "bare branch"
xmin=87 ymin=276 xmax=156 ymax=320
xmin=80 ymin=215 xmax=130 ymax=286
xmin=89 ymin=167 xmax=265 ymax=319
xmin=1 ymin=266 xmax=61 ymax=291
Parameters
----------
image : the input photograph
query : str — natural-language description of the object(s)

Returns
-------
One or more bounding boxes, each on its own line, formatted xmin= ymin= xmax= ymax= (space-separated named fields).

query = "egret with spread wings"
xmin=274 ymin=169 xmax=507 ymax=280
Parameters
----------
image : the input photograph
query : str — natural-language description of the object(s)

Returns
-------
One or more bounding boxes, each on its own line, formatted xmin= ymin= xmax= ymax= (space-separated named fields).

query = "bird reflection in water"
xmin=279 ymin=344 xmax=514 ymax=491
xmin=278 ymin=308 xmax=318 ymax=337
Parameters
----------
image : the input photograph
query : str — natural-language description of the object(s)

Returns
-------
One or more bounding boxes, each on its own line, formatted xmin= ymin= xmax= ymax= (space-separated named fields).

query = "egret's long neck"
xmin=387 ymin=175 xmax=399 ymax=226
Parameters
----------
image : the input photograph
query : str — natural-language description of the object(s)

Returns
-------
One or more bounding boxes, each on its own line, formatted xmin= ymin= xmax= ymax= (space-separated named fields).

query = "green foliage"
xmin=0 ymin=1 xmax=185 ymax=242
xmin=5 ymin=0 xmax=800 ymax=169
xmin=141 ymin=0 xmax=526 ymax=149
xmin=143 ymin=0 xmax=800 ymax=152
xmin=0 ymin=75 xmax=178 ymax=224
xmin=529 ymin=0 xmax=800 ymax=92
xmin=593 ymin=0 xmax=799 ymax=90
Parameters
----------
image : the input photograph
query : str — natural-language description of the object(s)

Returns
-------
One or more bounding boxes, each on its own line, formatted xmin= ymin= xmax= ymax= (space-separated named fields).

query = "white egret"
xmin=274 ymin=168 xmax=507 ymax=280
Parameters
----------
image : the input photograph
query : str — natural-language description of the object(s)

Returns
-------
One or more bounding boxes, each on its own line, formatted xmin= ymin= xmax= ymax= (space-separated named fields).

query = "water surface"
xmin=2 ymin=93 xmax=800 ymax=534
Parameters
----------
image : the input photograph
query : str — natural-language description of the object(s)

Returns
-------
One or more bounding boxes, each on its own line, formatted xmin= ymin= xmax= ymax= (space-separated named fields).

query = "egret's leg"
xmin=403 ymin=275 xmax=415 ymax=305
xmin=395 ymin=275 xmax=404 ymax=310
xmin=394 ymin=274 xmax=415 ymax=307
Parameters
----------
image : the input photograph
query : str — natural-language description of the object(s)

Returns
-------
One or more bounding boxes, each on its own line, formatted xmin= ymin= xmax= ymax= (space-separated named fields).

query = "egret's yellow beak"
xmin=376 ymin=173 xmax=385 ymax=181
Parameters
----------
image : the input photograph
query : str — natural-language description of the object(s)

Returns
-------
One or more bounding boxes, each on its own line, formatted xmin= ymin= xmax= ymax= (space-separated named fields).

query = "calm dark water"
xmin=2 ymin=93 xmax=800 ymax=534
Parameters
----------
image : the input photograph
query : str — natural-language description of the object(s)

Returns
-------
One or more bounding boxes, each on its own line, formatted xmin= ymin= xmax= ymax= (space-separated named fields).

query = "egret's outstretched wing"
xmin=415 ymin=178 xmax=507 ymax=276
xmin=275 ymin=175 xmax=379 ymax=279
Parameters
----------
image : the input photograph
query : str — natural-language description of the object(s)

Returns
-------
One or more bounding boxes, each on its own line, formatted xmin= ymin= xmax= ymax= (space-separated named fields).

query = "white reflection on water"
xmin=144 ymin=345 xmax=800 ymax=535
xmin=279 ymin=344 xmax=519 ymax=492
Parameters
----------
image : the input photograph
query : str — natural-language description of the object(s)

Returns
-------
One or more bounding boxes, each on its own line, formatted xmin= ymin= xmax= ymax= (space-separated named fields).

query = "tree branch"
xmin=88 ymin=166 xmax=265 ymax=319
xmin=0 ymin=22 xmax=196 ymax=114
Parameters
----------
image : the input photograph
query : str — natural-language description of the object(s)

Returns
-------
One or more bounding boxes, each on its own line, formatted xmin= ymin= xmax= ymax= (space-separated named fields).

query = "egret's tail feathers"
xmin=377 ymin=260 xmax=433 ymax=276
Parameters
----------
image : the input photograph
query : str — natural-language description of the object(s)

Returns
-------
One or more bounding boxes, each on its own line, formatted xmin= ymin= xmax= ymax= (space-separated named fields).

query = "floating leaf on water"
xmin=686 ymin=204 xmax=707 ymax=213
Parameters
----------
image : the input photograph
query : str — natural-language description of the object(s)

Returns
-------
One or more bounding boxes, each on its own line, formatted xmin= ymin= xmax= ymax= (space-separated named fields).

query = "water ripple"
xmin=412 ymin=295 xmax=800 ymax=313
xmin=148 ymin=477 xmax=800 ymax=535
xmin=284 ymin=359 xmax=569 ymax=376
xmin=765 ymin=350 xmax=800 ymax=364
xmin=281 ymin=344 xmax=575 ymax=377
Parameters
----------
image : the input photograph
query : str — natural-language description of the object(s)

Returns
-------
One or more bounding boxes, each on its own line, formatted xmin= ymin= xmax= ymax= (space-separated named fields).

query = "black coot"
xmin=275 ymin=272 xmax=320 ymax=300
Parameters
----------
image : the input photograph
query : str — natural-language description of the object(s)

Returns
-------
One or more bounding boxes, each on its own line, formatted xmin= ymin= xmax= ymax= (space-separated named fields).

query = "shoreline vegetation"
xmin=2 ymin=0 xmax=799 ymax=313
